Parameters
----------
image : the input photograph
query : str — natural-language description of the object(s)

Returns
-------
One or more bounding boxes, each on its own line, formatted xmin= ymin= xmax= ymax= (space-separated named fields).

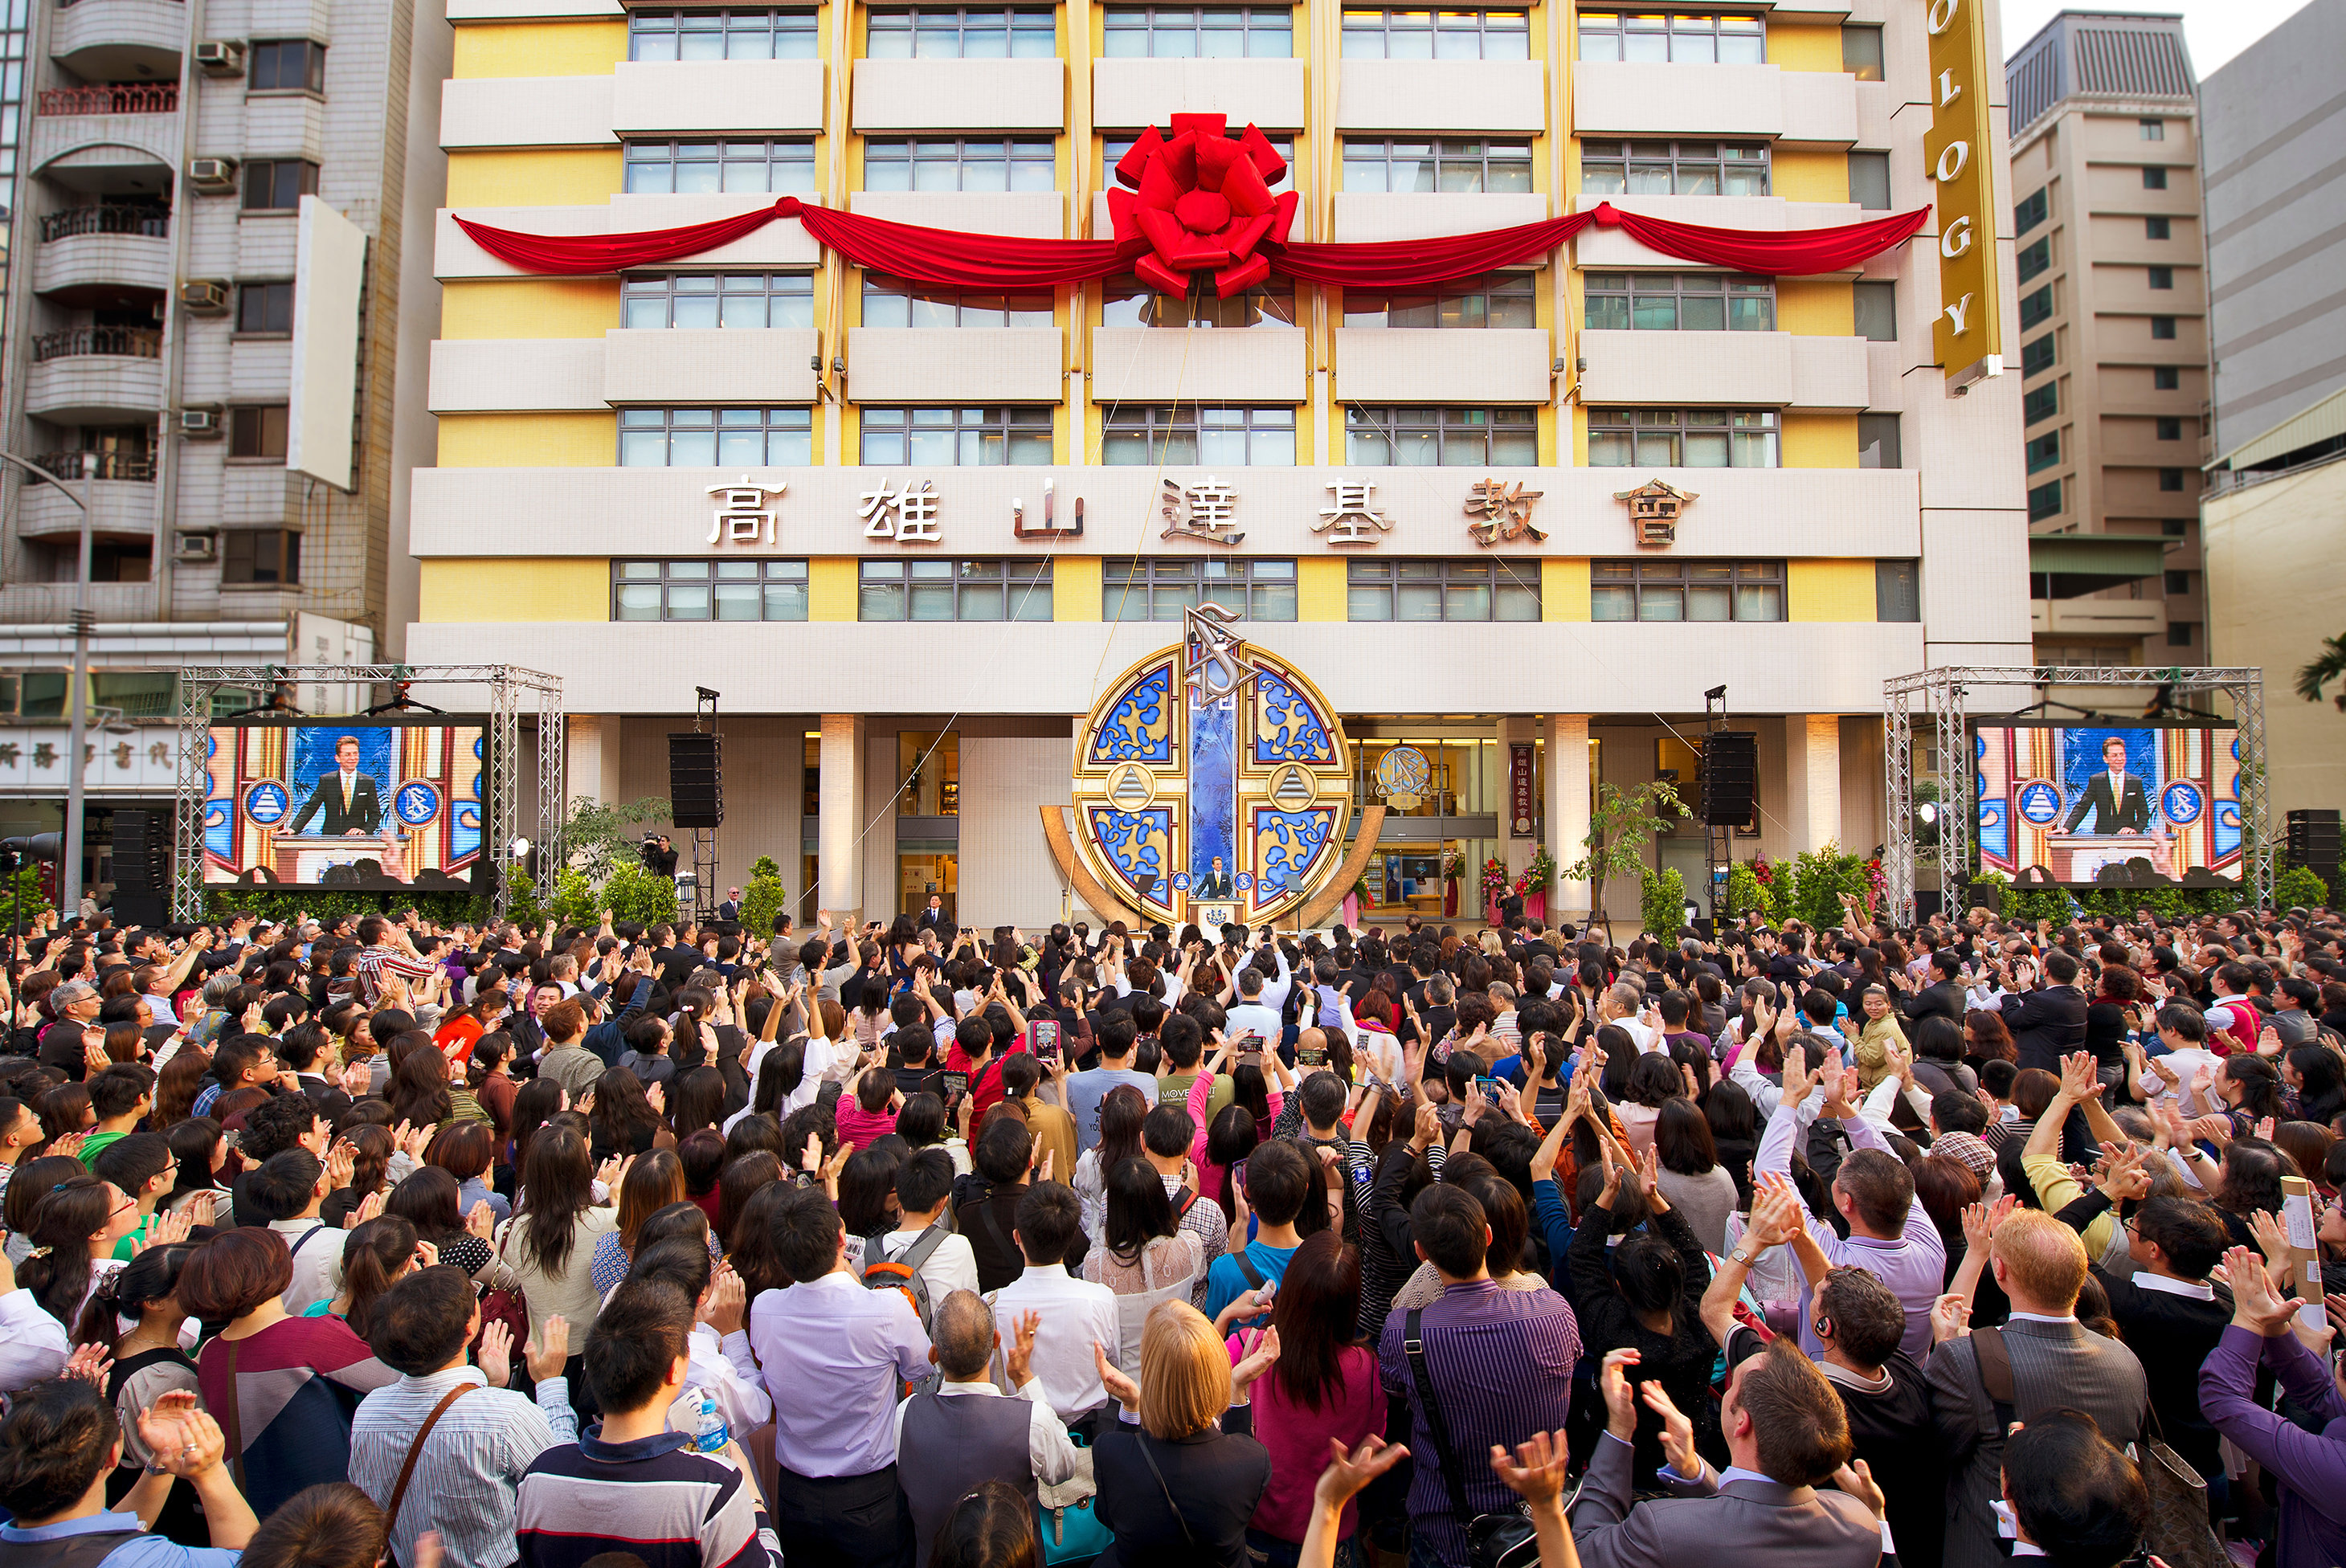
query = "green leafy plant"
xmin=200 ymin=888 xmax=487 ymax=924
xmin=1782 ymin=843 xmax=1873 ymax=929
xmin=1519 ymin=846 xmax=1559 ymax=897
xmin=1723 ymin=860 xmax=1776 ymax=921
xmin=1639 ymin=865 xmax=1688 ymax=937
xmin=543 ymin=868 xmax=602 ymax=932
xmin=598 ymin=861 xmax=681 ymax=928
xmin=0 ymin=864 xmax=53 ymax=925
xmin=2274 ymin=864 xmax=2330 ymax=911
xmin=562 ymin=796 xmax=674 ymax=882
xmin=502 ymin=872 xmax=544 ymax=929
xmin=741 ymin=855 xmax=787 ymax=935
xmin=2295 ymin=631 xmax=2346 ymax=711
xmin=1562 ymin=781 xmax=1690 ymax=929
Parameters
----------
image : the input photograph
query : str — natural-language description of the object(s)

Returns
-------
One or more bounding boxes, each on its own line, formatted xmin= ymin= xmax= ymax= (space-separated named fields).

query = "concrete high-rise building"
xmin=407 ymin=0 xmax=2031 ymax=927
xmin=0 ymin=0 xmax=452 ymax=895
xmin=2004 ymin=10 xmax=2205 ymax=668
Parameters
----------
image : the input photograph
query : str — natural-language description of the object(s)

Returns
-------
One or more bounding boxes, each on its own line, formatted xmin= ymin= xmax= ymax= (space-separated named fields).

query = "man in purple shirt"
xmin=1755 ymin=1041 xmax=1946 ymax=1362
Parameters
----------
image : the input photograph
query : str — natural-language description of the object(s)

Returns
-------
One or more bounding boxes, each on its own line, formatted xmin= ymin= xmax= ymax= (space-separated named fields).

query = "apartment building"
xmin=2004 ymin=10 xmax=2205 ymax=668
xmin=409 ymin=0 xmax=2030 ymax=926
xmin=0 ymin=0 xmax=450 ymax=886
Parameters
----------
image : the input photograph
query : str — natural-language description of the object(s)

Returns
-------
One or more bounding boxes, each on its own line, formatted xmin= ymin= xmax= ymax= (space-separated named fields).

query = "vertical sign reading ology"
xmin=1924 ymin=0 xmax=2003 ymax=390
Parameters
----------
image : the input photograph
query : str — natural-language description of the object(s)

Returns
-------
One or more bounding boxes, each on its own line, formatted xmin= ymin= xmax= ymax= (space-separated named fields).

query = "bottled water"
xmin=689 ymin=1388 xmax=728 ymax=1455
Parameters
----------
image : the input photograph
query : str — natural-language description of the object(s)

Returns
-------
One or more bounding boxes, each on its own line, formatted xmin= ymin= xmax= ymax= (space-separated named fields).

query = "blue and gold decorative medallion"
xmin=1073 ymin=605 xmax=1352 ymax=927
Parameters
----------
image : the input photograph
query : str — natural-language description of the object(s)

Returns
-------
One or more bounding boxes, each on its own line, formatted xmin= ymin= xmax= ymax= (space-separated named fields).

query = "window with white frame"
xmin=1341 ymin=138 xmax=1533 ymax=193
xmin=1592 ymin=559 xmax=1784 ymax=622
xmin=1342 ymin=273 xmax=1535 ymax=329
xmin=615 ymin=560 xmax=810 ymax=622
xmin=1583 ymin=272 xmax=1775 ymax=331
xmin=859 ymin=559 xmax=1052 ymax=621
xmin=1101 ymin=6 xmax=1293 ymax=55
xmin=1104 ymin=558 xmax=1298 ymax=621
xmin=1346 ymin=406 xmax=1537 ymax=465
xmin=1580 ymin=139 xmax=1768 ymax=197
xmin=864 ymin=138 xmax=1056 ymax=191
xmin=867 ymin=6 xmax=1056 ymax=56
xmin=860 ymin=406 xmax=1052 ymax=464
xmin=1576 ymin=10 xmax=1764 ymax=62
xmin=618 ymin=407 xmax=812 ymax=467
xmin=628 ymin=9 xmax=819 ymax=59
xmin=622 ymin=274 xmax=815 ymax=329
xmin=1101 ymin=276 xmax=1297 ymax=329
xmin=624 ymin=140 xmax=816 ymax=194
xmin=1588 ymin=409 xmax=1777 ymax=468
xmin=861 ymin=276 xmax=1053 ymax=327
xmin=1102 ymin=406 xmax=1296 ymax=465
xmin=1339 ymin=7 xmax=1530 ymax=59
xmin=1347 ymin=559 xmax=1540 ymax=622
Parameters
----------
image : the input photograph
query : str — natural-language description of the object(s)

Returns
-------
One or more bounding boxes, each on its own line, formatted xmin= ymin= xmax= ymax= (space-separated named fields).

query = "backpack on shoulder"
xmin=864 ymin=1224 xmax=948 ymax=1329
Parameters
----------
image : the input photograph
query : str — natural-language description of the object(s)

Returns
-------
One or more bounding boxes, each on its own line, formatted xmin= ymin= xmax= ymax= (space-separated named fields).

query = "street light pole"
xmin=0 ymin=451 xmax=92 ymax=915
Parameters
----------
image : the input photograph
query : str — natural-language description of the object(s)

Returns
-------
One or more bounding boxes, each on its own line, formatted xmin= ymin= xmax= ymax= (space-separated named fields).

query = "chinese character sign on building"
xmin=1924 ymin=0 xmax=2004 ymax=389
xmin=1509 ymin=743 xmax=1536 ymax=836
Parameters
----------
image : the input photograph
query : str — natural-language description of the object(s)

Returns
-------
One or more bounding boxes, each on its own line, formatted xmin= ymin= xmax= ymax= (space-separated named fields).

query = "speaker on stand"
xmin=109 ymin=809 xmax=170 ymax=927
xmin=1698 ymin=685 xmax=1756 ymax=926
xmin=668 ymin=688 xmax=724 ymax=923
xmin=2285 ymin=810 xmax=2340 ymax=906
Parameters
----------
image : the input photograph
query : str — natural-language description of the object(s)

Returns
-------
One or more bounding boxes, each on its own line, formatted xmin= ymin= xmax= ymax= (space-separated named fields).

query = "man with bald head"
xmin=1926 ymin=1208 xmax=2149 ymax=1568
xmin=889 ymin=1291 xmax=1080 ymax=1566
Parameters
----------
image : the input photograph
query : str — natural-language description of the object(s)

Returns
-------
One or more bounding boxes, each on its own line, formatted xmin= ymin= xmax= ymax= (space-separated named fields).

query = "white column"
xmin=1784 ymin=714 xmax=1843 ymax=853
xmin=1544 ymin=714 xmax=1591 ymax=921
xmin=818 ymin=714 xmax=865 ymax=925
xmin=563 ymin=715 xmax=622 ymax=806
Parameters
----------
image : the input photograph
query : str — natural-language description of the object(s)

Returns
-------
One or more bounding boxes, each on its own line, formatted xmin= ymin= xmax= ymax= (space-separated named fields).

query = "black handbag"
xmin=1402 ymin=1308 xmax=1538 ymax=1568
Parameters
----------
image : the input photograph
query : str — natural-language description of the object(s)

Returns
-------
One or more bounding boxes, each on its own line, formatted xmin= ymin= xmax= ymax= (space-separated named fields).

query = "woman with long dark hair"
xmin=1085 ymin=1157 xmax=1203 ymax=1296
xmin=715 ymin=1150 xmax=783 ymax=1248
xmin=468 ymin=1030 xmax=521 ymax=1144
xmin=94 ymin=1243 xmax=205 ymax=1540
xmin=507 ymin=1127 xmax=616 ymax=1370
xmin=2288 ymin=1044 xmax=2346 ymax=1126
xmin=1653 ymin=1096 xmax=1738 ymax=1253
xmin=506 ymin=1076 xmax=567 ymax=1186
xmin=18 ymin=1175 xmax=142 ymax=1333
xmin=667 ymin=1065 xmax=727 ymax=1143
xmin=1702 ymin=1076 xmax=1759 ymax=1211
xmin=160 ymin=1119 xmax=229 ymax=1223
xmin=1074 ymin=1085 xmax=1150 ymax=1243
xmin=153 ymin=1051 xmax=211 ymax=1129
xmin=386 ymin=1164 xmax=509 ymax=1289
xmin=727 ymin=1176 xmax=795 ymax=1309
xmin=304 ymin=1217 xmax=424 ymax=1337
xmin=588 ymin=1148 xmax=706 ymax=1295
xmin=587 ymin=1068 xmax=673 ymax=1162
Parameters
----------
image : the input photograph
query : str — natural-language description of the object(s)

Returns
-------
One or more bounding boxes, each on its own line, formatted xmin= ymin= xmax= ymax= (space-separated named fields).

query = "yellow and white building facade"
xmin=411 ymin=0 xmax=2033 ymax=926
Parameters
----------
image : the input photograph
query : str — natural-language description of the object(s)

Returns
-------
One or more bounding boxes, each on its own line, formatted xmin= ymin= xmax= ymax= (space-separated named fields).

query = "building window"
xmin=2147 ymin=265 xmax=2174 ymax=290
xmin=619 ymin=406 xmax=813 ymax=466
xmin=1592 ymin=558 xmax=1783 ymax=622
xmin=2021 ymin=333 xmax=2054 ymax=377
xmin=2017 ymin=237 xmax=2050 ymax=283
xmin=1347 ymin=406 xmax=1537 ymax=466
xmin=1841 ymin=22 xmax=1883 ymax=77
xmin=623 ymin=273 xmax=815 ymax=329
xmin=1101 ymin=6 xmax=1293 ymax=55
xmin=1580 ymin=138 xmax=1768 ymax=197
xmin=1853 ymin=280 xmax=1896 ymax=341
xmin=2156 ymin=417 xmax=2182 ymax=440
xmin=1106 ymin=135 xmax=1293 ymax=194
xmin=2160 ymin=468 xmax=2185 ymax=492
xmin=1577 ymin=10 xmax=1764 ymax=62
xmin=241 ymin=159 xmax=318 ymax=212
xmin=1589 ymin=408 xmax=1776 ymax=468
xmin=2149 ymin=316 xmax=2176 ymax=340
xmin=2145 ymin=216 xmax=2170 ymax=240
xmin=615 ymin=559 xmax=809 ymax=621
xmin=624 ymin=139 xmax=815 ymax=194
xmin=1102 ymin=276 xmax=1296 ymax=329
xmin=1847 ymin=150 xmax=1890 ymax=210
xmin=2153 ymin=365 xmax=2180 ymax=390
xmin=1342 ymin=138 xmax=1532 ymax=193
xmin=1341 ymin=273 xmax=1535 ymax=329
xmin=1341 ymin=6 xmax=1527 ymax=57
xmin=1349 ymin=559 xmax=1539 ymax=622
xmin=862 ymin=276 xmax=1052 ymax=327
xmin=868 ymin=6 xmax=1055 ymax=55
xmin=1876 ymin=559 xmax=1919 ymax=622
xmin=2142 ymin=165 xmax=2168 ymax=190
xmin=2025 ymin=431 xmax=2060 ymax=473
xmin=2164 ymin=569 xmax=2191 ymax=594
xmin=860 ymin=406 xmax=1051 ymax=464
xmin=630 ymin=9 xmax=820 ymax=58
xmin=2168 ymin=620 xmax=2195 ymax=648
xmin=2023 ymin=383 xmax=2058 ymax=425
xmin=1104 ymin=558 xmax=1297 ymax=621
xmin=1858 ymin=412 xmax=1901 ymax=468
xmin=228 ymin=405 xmax=288 ymax=460
xmin=2139 ymin=118 xmax=2164 ymax=141
xmin=2162 ymin=517 xmax=2187 ymax=537
xmin=236 ymin=281 xmax=293 ymax=334
xmin=248 ymin=39 xmax=325 ymax=92
xmin=2015 ymin=187 xmax=2047 ymax=235
xmin=2027 ymin=479 xmax=2061 ymax=521
xmin=1584 ymin=272 xmax=1775 ymax=332
xmin=864 ymin=138 xmax=1055 ymax=192
xmin=2019 ymin=284 xmax=2053 ymax=330
xmin=221 ymin=529 xmax=300 ymax=585
xmin=1102 ymin=406 xmax=1294 ymax=465
xmin=859 ymin=559 xmax=1052 ymax=621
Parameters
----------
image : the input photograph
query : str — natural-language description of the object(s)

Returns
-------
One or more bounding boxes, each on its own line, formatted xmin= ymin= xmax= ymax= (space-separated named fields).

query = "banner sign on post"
xmin=1925 ymin=0 xmax=2005 ymax=393
xmin=1509 ymin=744 xmax=1535 ymax=838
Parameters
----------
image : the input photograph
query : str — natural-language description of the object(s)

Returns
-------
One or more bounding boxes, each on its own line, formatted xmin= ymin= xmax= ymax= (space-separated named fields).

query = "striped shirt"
xmin=516 ymin=1428 xmax=783 ymax=1568
xmin=349 ymin=1365 xmax=578 ymax=1568
xmin=357 ymin=943 xmax=435 ymax=1008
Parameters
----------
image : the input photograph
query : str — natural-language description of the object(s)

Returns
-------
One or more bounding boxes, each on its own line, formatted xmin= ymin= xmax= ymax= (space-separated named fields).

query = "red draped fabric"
xmin=453 ymin=195 xmax=1933 ymax=289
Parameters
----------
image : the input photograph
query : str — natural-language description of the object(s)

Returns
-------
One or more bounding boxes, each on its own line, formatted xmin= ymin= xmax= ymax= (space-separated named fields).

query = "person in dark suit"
xmin=1997 ymin=949 xmax=2089 ymax=1074
xmin=716 ymin=887 xmax=742 ymax=922
xmin=2063 ymin=736 xmax=2151 ymax=835
xmin=1926 ymin=1209 xmax=2148 ymax=1568
xmin=1092 ymin=1299 xmax=1270 ymax=1568
xmin=287 ymin=734 xmax=382 ymax=836
xmin=1195 ymin=857 xmax=1234 ymax=900
xmin=1899 ymin=949 xmax=1969 ymax=1027
xmin=917 ymin=895 xmax=950 ymax=933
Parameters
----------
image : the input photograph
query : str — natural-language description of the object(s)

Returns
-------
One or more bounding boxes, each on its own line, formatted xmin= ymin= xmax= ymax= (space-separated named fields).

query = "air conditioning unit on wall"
xmin=178 ymin=406 xmax=223 ymax=438
xmin=174 ymin=532 xmax=217 ymax=561
xmin=178 ymin=279 xmax=231 ymax=313
xmin=186 ymin=157 xmax=239 ymax=194
xmin=194 ymin=41 xmax=246 ymax=76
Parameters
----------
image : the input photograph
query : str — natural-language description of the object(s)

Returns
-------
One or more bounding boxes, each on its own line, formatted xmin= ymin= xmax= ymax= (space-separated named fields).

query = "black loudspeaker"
xmin=1701 ymin=731 xmax=1759 ymax=827
xmin=110 ymin=810 xmax=170 ymax=926
xmin=2286 ymin=810 xmax=2340 ymax=900
xmin=668 ymin=733 xmax=723 ymax=829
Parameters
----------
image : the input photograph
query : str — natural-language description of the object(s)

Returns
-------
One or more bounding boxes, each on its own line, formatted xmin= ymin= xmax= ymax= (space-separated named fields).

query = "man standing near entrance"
xmin=289 ymin=734 xmax=382 ymax=837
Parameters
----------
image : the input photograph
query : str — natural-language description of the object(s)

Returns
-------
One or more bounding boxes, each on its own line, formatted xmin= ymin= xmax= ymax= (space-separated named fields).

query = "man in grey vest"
xmin=891 ymin=1291 xmax=1082 ymax=1566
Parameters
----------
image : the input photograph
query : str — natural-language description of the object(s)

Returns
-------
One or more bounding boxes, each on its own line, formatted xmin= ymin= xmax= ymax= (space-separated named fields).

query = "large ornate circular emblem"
xmin=1072 ymin=606 xmax=1352 ymax=927
xmin=1373 ymin=745 xmax=1431 ymax=811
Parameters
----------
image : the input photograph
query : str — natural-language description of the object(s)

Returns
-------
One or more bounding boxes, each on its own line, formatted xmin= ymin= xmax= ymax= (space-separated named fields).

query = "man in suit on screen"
xmin=2063 ymin=735 xmax=2150 ymax=835
xmin=288 ymin=733 xmax=383 ymax=837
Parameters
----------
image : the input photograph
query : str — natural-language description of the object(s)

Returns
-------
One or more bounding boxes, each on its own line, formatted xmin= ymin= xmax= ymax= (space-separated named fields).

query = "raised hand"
xmin=1005 ymin=1309 xmax=1042 ymax=1387
xmin=1641 ymin=1381 xmax=1700 ymax=1478
xmin=698 ymin=1263 xmax=746 ymax=1337
xmin=467 ymin=1201 xmax=497 ymax=1240
xmin=1833 ymin=1459 xmax=1887 ymax=1520
xmin=525 ymin=1316 xmax=571 ymax=1385
xmin=1597 ymin=1346 xmax=1642 ymax=1438
xmin=1232 ymin=1325 xmax=1282 ymax=1394
xmin=63 ymin=1342 xmax=112 ymax=1388
xmin=2058 ymin=1050 xmax=2102 ymax=1103
xmin=1093 ymin=1341 xmax=1141 ymax=1412
xmin=1931 ymin=1292 xmax=1972 ymax=1344
xmin=2225 ymin=1245 xmax=2298 ymax=1337
xmin=1319 ymin=1435 xmax=1411 ymax=1511
xmin=1486 ymin=1430 xmax=1570 ymax=1506
xmin=479 ymin=1319 xmax=515 ymax=1387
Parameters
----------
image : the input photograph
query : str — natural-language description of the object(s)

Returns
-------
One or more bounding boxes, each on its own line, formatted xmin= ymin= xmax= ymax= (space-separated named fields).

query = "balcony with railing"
xmin=48 ymin=0 xmax=186 ymax=85
xmin=33 ymin=205 xmax=172 ymax=296
xmin=33 ymin=450 xmax=154 ymax=481
xmin=17 ymin=454 xmax=158 ymax=542
xmin=38 ymin=83 xmax=176 ymax=116
xmin=32 ymin=325 xmax=160 ymax=363
xmin=28 ymin=80 xmax=182 ymax=170
xmin=39 ymin=203 xmax=166 ymax=240
xmin=23 ymin=328 xmax=165 ymax=421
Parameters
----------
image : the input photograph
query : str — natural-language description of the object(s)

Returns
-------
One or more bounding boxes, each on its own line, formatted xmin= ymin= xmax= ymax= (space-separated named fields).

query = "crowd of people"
xmin=0 ymin=888 xmax=2343 ymax=1568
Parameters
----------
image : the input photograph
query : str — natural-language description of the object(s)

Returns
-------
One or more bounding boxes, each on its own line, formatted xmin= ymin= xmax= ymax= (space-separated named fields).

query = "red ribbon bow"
xmin=1106 ymin=115 xmax=1300 ymax=298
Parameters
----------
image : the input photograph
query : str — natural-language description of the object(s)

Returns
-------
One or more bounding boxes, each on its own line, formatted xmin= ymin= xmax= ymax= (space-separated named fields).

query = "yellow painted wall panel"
xmin=436 ymin=412 xmax=615 ymax=467
xmin=440 ymin=280 xmax=620 ymax=340
xmin=453 ymin=21 xmax=627 ymax=78
xmin=1771 ymin=148 xmax=1849 ymax=204
xmin=1298 ymin=557 xmax=1346 ymax=622
xmin=1787 ymin=558 xmax=1876 ymax=621
xmin=1768 ymin=22 xmax=1845 ymax=72
xmin=1543 ymin=557 xmax=1590 ymax=621
xmin=1776 ymin=278 xmax=1854 ymax=337
xmin=1781 ymin=411 xmax=1859 ymax=468
xmin=1055 ymin=557 xmax=1102 ymax=621
xmin=447 ymin=149 xmax=623 ymax=208
xmin=418 ymin=559 xmax=609 ymax=621
xmin=808 ymin=557 xmax=857 ymax=622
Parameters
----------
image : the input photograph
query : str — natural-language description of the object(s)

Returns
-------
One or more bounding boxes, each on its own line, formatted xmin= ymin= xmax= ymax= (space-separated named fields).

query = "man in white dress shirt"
xmin=987 ymin=1182 xmax=1118 ymax=1427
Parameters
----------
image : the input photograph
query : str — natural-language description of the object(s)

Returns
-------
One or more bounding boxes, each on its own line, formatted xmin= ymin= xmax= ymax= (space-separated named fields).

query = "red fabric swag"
xmin=453 ymin=195 xmax=1933 ymax=290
